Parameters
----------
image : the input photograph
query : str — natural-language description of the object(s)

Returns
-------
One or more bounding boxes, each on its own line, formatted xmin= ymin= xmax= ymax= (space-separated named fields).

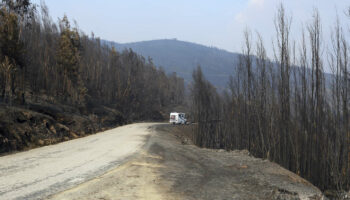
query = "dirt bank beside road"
xmin=50 ymin=124 xmax=323 ymax=200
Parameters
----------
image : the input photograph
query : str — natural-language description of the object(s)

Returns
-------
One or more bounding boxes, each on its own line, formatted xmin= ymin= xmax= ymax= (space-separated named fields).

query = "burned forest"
xmin=2 ymin=0 xmax=350 ymax=198
xmin=190 ymin=5 xmax=350 ymax=193
xmin=0 ymin=1 xmax=184 ymax=153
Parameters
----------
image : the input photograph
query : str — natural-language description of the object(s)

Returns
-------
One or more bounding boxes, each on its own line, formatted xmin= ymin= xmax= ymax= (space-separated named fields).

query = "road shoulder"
xmin=49 ymin=124 xmax=324 ymax=200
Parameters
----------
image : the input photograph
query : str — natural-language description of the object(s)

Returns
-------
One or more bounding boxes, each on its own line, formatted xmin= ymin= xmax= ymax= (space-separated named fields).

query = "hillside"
xmin=0 ymin=4 xmax=184 ymax=154
xmin=106 ymin=39 xmax=240 ymax=89
xmin=106 ymin=39 xmax=336 ymax=91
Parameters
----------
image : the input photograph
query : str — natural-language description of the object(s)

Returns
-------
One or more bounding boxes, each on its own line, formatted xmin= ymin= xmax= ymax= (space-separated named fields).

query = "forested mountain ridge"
xmin=105 ymin=39 xmax=240 ymax=89
xmin=105 ymin=39 xmax=335 ymax=91
xmin=0 ymin=1 xmax=184 ymax=154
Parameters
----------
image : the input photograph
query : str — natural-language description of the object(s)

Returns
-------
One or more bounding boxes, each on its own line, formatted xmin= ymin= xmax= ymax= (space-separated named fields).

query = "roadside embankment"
xmin=0 ymin=102 xmax=126 ymax=154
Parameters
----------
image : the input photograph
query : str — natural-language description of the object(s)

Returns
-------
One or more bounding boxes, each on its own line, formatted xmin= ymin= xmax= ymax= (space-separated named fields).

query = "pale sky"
xmin=31 ymin=0 xmax=349 ymax=57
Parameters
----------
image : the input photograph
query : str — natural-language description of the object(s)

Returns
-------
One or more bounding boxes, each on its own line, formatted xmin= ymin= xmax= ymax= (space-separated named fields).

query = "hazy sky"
xmin=31 ymin=0 xmax=349 ymax=57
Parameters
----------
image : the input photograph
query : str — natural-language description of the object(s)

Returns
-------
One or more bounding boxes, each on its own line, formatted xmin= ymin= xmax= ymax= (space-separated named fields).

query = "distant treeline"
xmin=0 ymin=0 xmax=184 ymax=120
xmin=191 ymin=5 xmax=350 ymax=192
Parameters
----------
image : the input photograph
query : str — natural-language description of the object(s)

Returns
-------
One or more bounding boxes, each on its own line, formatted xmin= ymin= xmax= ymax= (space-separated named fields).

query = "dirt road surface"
xmin=0 ymin=123 xmax=155 ymax=200
xmin=49 ymin=124 xmax=323 ymax=200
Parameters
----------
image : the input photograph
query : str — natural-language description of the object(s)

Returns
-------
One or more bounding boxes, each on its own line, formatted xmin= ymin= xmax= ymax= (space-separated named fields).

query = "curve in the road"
xmin=0 ymin=123 xmax=158 ymax=200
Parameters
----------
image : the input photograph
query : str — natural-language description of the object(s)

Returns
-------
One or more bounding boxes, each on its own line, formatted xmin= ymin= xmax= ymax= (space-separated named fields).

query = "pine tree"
xmin=57 ymin=15 xmax=86 ymax=105
xmin=0 ymin=6 xmax=23 ymax=102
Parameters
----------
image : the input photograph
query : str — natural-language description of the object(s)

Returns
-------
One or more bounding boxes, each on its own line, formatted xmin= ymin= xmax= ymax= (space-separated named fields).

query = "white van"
xmin=169 ymin=112 xmax=187 ymax=125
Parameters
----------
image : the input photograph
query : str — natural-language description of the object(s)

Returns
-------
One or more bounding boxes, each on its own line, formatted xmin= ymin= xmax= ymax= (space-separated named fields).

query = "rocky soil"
xmin=0 ymin=101 xmax=126 ymax=154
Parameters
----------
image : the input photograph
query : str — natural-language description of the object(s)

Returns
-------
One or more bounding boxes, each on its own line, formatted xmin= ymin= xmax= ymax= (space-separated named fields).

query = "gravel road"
xmin=0 ymin=123 xmax=157 ymax=200
xmin=0 ymin=123 xmax=324 ymax=200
